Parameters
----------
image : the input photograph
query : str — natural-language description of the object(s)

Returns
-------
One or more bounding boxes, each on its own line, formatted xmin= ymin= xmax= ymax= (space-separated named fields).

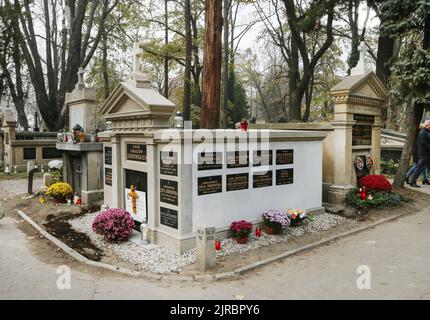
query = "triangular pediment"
xmin=99 ymin=79 xmax=175 ymax=119
xmin=331 ymin=71 xmax=387 ymax=99
xmin=354 ymin=83 xmax=380 ymax=98
xmin=99 ymin=83 xmax=149 ymax=117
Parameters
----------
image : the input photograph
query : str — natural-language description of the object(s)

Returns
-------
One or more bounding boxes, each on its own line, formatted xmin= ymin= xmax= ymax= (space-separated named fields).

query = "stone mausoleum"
xmin=56 ymin=68 xmax=104 ymax=205
xmin=97 ymin=43 xmax=326 ymax=252
xmin=250 ymin=42 xmax=388 ymax=206
xmin=1 ymin=99 xmax=61 ymax=172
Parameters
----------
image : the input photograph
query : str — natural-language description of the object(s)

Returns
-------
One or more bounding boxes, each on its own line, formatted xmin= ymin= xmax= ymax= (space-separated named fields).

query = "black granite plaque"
xmin=160 ymin=179 xmax=178 ymax=205
xmin=352 ymin=125 xmax=372 ymax=146
xmin=276 ymin=149 xmax=294 ymax=165
xmin=353 ymin=114 xmax=375 ymax=123
xmin=105 ymin=147 xmax=112 ymax=165
xmin=253 ymin=171 xmax=273 ymax=188
xmin=23 ymin=148 xmax=36 ymax=160
xmin=197 ymin=152 xmax=223 ymax=171
xmin=160 ymin=206 xmax=178 ymax=229
xmin=226 ymin=151 xmax=249 ymax=168
xmin=105 ymin=168 xmax=112 ymax=186
xmin=276 ymin=168 xmax=294 ymax=185
xmin=42 ymin=147 xmax=62 ymax=159
xmin=253 ymin=150 xmax=273 ymax=167
xmin=227 ymin=173 xmax=249 ymax=192
xmin=126 ymin=144 xmax=147 ymax=162
xmin=198 ymin=175 xmax=222 ymax=195
xmin=160 ymin=151 xmax=178 ymax=176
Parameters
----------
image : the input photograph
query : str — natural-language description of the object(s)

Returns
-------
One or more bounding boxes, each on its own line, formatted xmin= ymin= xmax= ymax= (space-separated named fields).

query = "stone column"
xmin=146 ymin=141 xmax=157 ymax=230
xmin=371 ymin=117 xmax=382 ymax=175
xmin=328 ymin=120 xmax=355 ymax=205
xmin=111 ymin=135 xmax=122 ymax=208
xmin=196 ymin=226 xmax=216 ymax=272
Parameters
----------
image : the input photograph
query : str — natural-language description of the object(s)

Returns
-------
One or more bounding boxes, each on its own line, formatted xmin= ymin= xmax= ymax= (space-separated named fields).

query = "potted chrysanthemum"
xmin=262 ymin=210 xmax=290 ymax=234
xmin=229 ymin=220 xmax=253 ymax=244
xmin=287 ymin=209 xmax=308 ymax=227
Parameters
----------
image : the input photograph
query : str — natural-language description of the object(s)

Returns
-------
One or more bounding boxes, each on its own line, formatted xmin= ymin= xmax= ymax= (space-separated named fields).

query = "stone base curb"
xmin=16 ymin=209 xmax=409 ymax=282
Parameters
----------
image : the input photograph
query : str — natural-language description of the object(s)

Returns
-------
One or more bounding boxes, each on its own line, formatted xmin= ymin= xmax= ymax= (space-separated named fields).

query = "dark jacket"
xmin=417 ymin=128 xmax=430 ymax=158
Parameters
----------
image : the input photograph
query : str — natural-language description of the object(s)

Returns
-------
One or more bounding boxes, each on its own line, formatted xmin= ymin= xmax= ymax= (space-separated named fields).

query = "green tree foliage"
xmin=226 ymin=68 xmax=249 ymax=126
xmin=380 ymin=0 xmax=430 ymax=189
xmin=382 ymin=0 xmax=430 ymax=106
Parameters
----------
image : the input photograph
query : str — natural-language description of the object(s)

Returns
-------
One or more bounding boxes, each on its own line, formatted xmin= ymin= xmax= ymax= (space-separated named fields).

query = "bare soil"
xmin=5 ymin=195 xmax=103 ymax=261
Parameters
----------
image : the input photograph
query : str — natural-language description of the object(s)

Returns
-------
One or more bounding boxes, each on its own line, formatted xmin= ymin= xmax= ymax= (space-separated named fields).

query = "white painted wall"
xmin=69 ymin=105 xmax=84 ymax=130
xmin=192 ymin=140 xmax=323 ymax=230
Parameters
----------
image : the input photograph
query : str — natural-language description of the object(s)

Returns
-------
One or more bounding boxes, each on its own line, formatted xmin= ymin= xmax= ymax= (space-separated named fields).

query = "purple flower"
xmin=92 ymin=208 xmax=134 ymax=242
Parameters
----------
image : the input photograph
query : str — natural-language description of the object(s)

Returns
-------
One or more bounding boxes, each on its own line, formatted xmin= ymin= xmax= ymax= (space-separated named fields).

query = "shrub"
xmin=359 ymin=174 xmax=392 ymax=192
xmin=381 ymin=159 xmax=399 ymax=176
xmin=45 ymin=182 xmax=73 ymax=201
xmin=345 ymin=189 xmax=409 ymax=211
xmin=262 ymin=210 xmax=290 ymax=233
xmin=229 ymin=220 xmax=253 ymax=238
xmin=92 ymin=208 xmax=135 ymax=242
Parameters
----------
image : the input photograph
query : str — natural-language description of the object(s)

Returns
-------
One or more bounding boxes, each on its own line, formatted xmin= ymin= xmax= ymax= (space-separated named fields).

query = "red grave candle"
xmin=360 ymin=187 xmax=367 ymax=200
xmin=215 ymin=240 xmax=221 ymax=251
xmin=255 ymin=227 xmax=261 ymax=237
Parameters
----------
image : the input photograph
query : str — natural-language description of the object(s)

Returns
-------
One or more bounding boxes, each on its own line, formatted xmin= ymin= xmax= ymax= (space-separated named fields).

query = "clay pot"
xmin=264 ymin=225 xmax=282 ymax=235
xmin=290 ymin=220 xmax=302 ymax=227
xmin=235 ymin=237 xmax=249 ymax=244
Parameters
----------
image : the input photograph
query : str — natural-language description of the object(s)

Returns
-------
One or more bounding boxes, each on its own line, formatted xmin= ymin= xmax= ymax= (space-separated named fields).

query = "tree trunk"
xmin=222 ymin=0 xmax=230 ymax=128
xmin=288 ymin=38 xmax=300 ymax=121
xmin=302 ymin=76 xmax=314 ymax=122
xmin=183 ymin=0 xmax=192 ymax=121
xmin=347 ymin=0 xmax=360 ymax=73
xmin=101 ymin=27 xmax=109 ymax=100
xmin=392 ymin=103 xmax=424 ymax=189
xmin=393 ymin=12 xmax=430 ymax=189
xmin=164 ymin=0 xmax=169 ymax=98
xmin=200 ymin=0 xmax=223 ymax=129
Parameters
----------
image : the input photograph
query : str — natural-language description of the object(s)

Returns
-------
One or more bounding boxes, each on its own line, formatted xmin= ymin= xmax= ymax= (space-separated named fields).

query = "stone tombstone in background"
xmin=196 ymin=226 xmax=216 ymax=272
xmin=57 ymin=68 xmax=103 ymax=206
xmin=43 ymin=173 xmax=53 ymax=187
xmin=65 ymin=67 xmax=97 ymax=132
xmin=26 ymin=161 xmax=35 ymax=174
xmin=328 ymin=44 xmax=387 ymax=205
xmin=2 ymin=100 xmax=17 ymax=169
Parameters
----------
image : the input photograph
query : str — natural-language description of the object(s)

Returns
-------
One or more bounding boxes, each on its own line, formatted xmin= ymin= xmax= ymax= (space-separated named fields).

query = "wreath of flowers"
xmin=366 ymin=155 xmax=374 ymax=170
xmin=354 ymin=156 xmax=365 ymax=171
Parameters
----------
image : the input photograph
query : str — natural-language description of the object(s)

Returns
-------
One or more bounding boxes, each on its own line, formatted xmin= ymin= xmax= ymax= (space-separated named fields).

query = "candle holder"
xmin=215 ymin=240 xmax=221 ymax=251
xmin=255 ymin=227 xmax=261 ymax=237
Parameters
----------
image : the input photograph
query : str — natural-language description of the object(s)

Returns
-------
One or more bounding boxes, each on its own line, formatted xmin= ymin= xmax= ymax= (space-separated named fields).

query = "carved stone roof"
xmin=330 ymin=71 xmax=387 ymax=107
xmin=98 ymin=76 xmax=175 ymax=130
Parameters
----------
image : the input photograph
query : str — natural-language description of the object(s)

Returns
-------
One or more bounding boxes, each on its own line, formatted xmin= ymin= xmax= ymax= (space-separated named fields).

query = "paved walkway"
xmin=1 ymin=206 xmax=429 ymax=299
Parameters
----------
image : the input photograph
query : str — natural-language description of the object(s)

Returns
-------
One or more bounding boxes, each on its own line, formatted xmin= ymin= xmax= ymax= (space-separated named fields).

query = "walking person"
xmin=409 ymin=120 xmax=430 ymax=188
xmin=406 ymin=124 xmax=430 ymax=185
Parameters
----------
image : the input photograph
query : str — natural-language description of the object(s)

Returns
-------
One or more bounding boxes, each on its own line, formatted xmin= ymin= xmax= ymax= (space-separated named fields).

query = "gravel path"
xmin=0 ymin=178 xmax=43 ymax=199
xmin=69 ymin=212 xmax=347 ymax=274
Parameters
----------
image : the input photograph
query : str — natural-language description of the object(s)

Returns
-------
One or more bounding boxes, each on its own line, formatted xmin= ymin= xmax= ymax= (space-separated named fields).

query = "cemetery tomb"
xmin=98 ymin=52 xmax=325 ymax=252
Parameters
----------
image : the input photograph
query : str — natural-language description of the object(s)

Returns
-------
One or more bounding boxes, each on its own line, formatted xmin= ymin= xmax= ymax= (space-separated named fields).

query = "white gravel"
xmin=69 ymin=212 xmax=347 ymax=274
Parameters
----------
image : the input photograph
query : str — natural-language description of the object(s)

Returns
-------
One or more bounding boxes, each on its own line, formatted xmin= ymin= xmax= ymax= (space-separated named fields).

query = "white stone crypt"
xmin=98 ymin=44 xmax=326 ymax=252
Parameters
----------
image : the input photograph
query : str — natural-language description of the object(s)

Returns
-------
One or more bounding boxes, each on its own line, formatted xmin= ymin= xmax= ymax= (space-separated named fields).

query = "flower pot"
xmin=235 ymin=237 xmax=249 ymax=244
xmin=290 ymin=220 xmax=302 ymax=227
xmin=264 ymin=225 xmax=281 ymax=235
